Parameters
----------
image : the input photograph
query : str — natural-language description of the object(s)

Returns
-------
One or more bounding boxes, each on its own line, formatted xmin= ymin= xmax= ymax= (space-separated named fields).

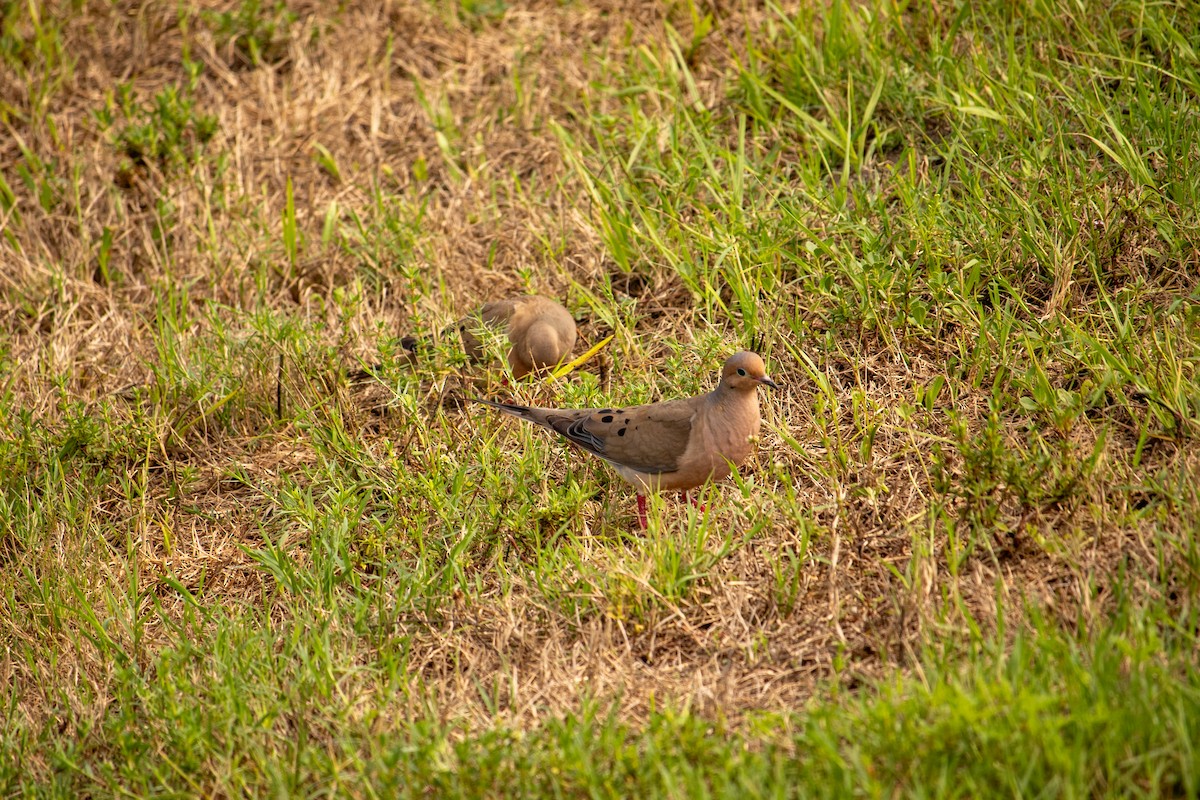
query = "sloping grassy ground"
xmin=2 ymin=0 xmax=1198 ymax=796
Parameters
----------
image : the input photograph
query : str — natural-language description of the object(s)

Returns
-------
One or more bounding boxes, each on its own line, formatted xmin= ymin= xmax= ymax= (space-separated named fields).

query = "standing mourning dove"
xmin=352 ymin=295 xmax=576 ymax=382
xmin=459 ymin=295 xmax=577 ymax=379
xmin=472 ymin=351 xmax=778 ymax=528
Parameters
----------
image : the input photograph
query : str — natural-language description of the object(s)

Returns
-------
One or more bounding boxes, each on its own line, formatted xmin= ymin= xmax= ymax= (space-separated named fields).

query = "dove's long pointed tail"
xmin=469 ymin=397 xmax=538 ymax=422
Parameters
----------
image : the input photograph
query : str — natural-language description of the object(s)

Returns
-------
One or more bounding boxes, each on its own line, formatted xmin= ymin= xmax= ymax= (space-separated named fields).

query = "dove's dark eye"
xmin=737 ymin=368 xmax=747 ymax=376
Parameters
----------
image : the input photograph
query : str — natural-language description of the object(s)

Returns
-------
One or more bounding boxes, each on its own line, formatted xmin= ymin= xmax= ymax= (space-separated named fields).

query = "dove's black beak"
xmin=758 ymin=375 xmax=779 ymax=389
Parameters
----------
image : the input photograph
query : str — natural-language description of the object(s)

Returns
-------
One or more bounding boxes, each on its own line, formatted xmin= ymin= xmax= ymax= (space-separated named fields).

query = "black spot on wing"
xmin=601 ymin=415 xmax=613 ymax=423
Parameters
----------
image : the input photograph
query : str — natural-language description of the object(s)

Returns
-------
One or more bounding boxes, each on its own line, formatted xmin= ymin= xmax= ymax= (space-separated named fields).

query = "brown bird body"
xmin=349 ymin=296 xmax=574 ymax=383
xmin=460 ymin=296 xmax=576 ymax=378
xmin=473 ymin=351 xmax=777 ymax=527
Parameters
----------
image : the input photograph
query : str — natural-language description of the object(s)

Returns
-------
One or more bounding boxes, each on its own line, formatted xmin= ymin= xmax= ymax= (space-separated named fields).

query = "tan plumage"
xmin=349 ymin=296 xmax=575 ymax=383
xmin=459 ymin=296 xmax=577 ymax=378
xmin=473 ymin=351 xmax=778 ymax=527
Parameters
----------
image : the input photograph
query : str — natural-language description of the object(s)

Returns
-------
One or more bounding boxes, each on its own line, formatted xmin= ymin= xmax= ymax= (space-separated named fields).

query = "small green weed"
xmin=205 ymin=0 xmax=297 ymax=68
xmin=94 ymin=59 xmax=217 ymax=171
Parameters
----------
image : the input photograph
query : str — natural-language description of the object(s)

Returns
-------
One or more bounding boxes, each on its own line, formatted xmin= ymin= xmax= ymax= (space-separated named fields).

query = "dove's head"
xmin=721 ymin=351 xmax=778 ymax=392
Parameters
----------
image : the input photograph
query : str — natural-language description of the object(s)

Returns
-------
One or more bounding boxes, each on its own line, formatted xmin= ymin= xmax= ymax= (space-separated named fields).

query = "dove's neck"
xmin=708 ymin=383 xmax=758 ymax=415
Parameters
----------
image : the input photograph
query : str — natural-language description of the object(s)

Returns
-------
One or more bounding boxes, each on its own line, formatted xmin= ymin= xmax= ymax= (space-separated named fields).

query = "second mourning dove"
xmin=459 ymin=296 xmax=577 ymax=379
xmin=473 ymin=351 xmax=778 ymax=528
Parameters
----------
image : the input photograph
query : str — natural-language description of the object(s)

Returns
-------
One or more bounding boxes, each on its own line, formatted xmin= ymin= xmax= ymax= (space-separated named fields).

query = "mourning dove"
xmin=351 ymin=295 xmax=575 ymax=382
xmin=459 ymin=295 xmax=577 ymax=379
xmin=472 ymin=351 xmax=778 ymax=528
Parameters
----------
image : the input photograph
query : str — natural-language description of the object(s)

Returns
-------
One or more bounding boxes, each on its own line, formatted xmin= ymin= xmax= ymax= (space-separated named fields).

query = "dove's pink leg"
xmin=636 ymin=494 xmax=648 ymax=530
xmin=681 ymin=490 xmax=706 ymax=513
